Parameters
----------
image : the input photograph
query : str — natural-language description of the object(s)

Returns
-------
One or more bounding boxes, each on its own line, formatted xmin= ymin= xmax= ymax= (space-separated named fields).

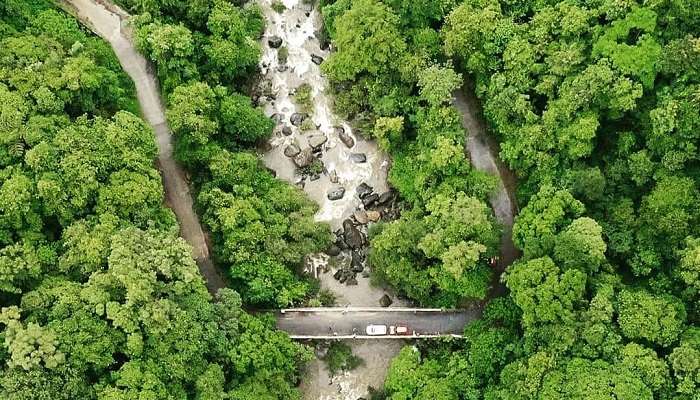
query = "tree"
xmin=617 ymin=289 xmax=686 ymax=347
xmin=553 ymin=217 xmax=607 ymax=273
xmin=322 ymin=0 xmax=407 ymax=82
xmin=505 ymin=256 xmax=586 ymax=328
xmin=512 ymin=185 xmax=585 ymax=259
xmin=417 ymin=65 xmax=462 ymax=105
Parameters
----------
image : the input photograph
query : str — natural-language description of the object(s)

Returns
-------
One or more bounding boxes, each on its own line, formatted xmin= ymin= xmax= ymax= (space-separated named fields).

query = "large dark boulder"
xmin=356 ymin=183 xmax=373 ymax=199
xmin=343 ymin=223 xmax=364 ymax=249
xmin=293 ymin=148 xmax=315 ymax=168
xmin=327 ymin=187 xmax=346 ymax=201
xmin=268 ymin=36 xmax=283 ymax=48
xmin=379 ymin=294 xmax=393 ymax=307
xmin=335 ymin=126 xmax=355 ymax=148
xmin=284 ymin=143 xmax=301 ymax=157
xmin=311 ymin=54 xmax=324 ymax=65
xmin=290 ymin=112 xmax=307 ymax=127
xmin=362 ymin=193 xmax=379 ymax=208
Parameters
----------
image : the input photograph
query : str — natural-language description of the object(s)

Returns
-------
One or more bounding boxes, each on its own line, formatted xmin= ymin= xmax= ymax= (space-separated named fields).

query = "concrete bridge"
xmin=274 ymin=307 xmax=481 ymax=339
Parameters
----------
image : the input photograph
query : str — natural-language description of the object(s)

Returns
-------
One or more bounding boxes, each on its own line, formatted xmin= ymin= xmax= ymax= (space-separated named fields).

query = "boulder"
xmin=308 ymin=134 xmax=328 ymax=149
xmin=350 ymin=153 xmax=367 ymax=163
xmin=290 ymin=112 xmax=307 ymax=127
xmin=338 ymin=271 xmax=348 ymax=283
xmin=326 ymin=245 xmax=341 ymax=257
xmin=282 ymin=125 xmax=293 ymax=136
xmin=366 ymin=210 xmax=381 ymax=222
xmin=284 ymin=143 xmax=301 ymax=157
xmin=362 ymin=193 xmax=379 ymax=208
xmin=271 ymin=113 xmax=284 ymax=124
xmin=327 ymin=187 xmax=346 ymax=201
xmin=379 ymin=294 xmax=393 ymax=307
xmin=268 ymin=36 xmax=283 ymax=48
xmin=343 ymin=223 xmax=364 ymax=250
xmin=311 ymin=54 xmax=324 ymax=65
xmin=333 ymin=269 xmax=343 ymax=280
xmin=293 ymin=148 xmax=315 ymax=168
xmin=377 ymin=190 xmax=395 ymax=205
xmin=356 ymin=183 xmax=373 ymax=199
xmin=354 ymin=210 xmax=368 ymax=224
xmin=346 ymin=277 xmax=358 ymax=286
xmin=335 ymin=126 xmax=355 ymax=148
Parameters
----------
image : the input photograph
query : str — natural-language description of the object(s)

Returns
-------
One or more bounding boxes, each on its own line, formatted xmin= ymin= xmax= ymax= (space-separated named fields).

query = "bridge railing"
xmin=279 ymin=307 xmax=463 ymax=313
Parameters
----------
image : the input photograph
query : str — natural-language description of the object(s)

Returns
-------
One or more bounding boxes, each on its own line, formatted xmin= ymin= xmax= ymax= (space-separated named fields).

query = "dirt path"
xmin=61 ymin=0 xmax=226 ymax=294
xmin=453 ymin=82 xmax=520 ymax=295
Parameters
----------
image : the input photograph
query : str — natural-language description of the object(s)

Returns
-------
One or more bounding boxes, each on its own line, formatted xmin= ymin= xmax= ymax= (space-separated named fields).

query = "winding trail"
xmin=453 ymin=82 xmax=520 ymax=294
xmin=60 ymin=0 xmax=226 ymax=294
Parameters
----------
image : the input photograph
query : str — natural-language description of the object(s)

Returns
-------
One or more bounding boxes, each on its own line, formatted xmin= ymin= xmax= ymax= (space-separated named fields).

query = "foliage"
xmin=0 ymin=2 xmax=314 ymax=398
xmin=320 ymin=0 xmax=700 ymax=397
xmin=323 ymin=341 xmax=363 ymax=375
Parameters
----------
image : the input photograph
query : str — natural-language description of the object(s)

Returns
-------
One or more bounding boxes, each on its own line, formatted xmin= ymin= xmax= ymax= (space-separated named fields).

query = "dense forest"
xmin=116 ymin=0 xmax=334 ymax=309
xmin=316 ymin=0 xmax=699 ymax=398
xmin=0 ymin=1 xmax=314 ymax=398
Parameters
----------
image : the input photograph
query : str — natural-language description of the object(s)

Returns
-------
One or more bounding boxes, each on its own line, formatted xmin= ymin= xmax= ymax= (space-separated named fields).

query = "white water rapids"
xmin=256 ymin=1 xmax=404 ymax=399
xmin=257 ymin=0 xmax=389 ymax=231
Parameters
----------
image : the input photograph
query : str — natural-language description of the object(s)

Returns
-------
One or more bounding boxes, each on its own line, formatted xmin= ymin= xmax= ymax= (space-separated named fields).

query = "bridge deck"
xmin=275 ymin=308 xmax=481 ymax=339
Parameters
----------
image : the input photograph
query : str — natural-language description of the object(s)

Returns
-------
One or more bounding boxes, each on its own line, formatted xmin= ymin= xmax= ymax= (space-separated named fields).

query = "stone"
xmin=284 ymin=143 xmax=301 ymax=157
xmin=326 ymin=245 xmax=341 ymax=257
xmin=282 ymin=125 xmax=293 ymax=136
xmin=311 ymin=54 xmax=324 ymax=65
xmin=379 ymin=294 xmax=393 ymax=307
xmin=333 ymin=269 xmax=343 ymax=280
xmin=293 ymin=148 xmax=315 ymax=168
xmin=366 ymin=210 xmax=381 ymax=222
xmin=335 ymin=126 xmax=355 ymax=148
xmin=335 ymin=236 xmax=349 ymax=251
xmin=290 ymin=112 xmax=307 ymax=127
xmin=354 ymin=210 xmax=368 ymax=224
xmin=308 ymin=134 xmax=328 ymax=149
xmin=327 ymin=187 xmax=346 ymax=201
xmin=346 ymin=277 xmax=358 ymax=286
xmin=350 ymin=153 xmax=367 ymax=163
xmin=329 ymin=170 xmax=338 ymax=183
xmin=377 ymin=190 xmax=394 ymax=205
xmin=338 ymin=272 xmax=348 ymax=283
xmin=343 ymin=223 xmax=364 ymax=250
xmin=356 ymin=183 xmax=373 ymax=199
xmin=268 ymin=36 xmax=283 ymax=48
xmin=362 ymin=193 xmax=379 ymax=208
xmin=310 ymin=174 xmax=320 ymax=181
xmin=270 ymin=113 xmax=284 ymax=124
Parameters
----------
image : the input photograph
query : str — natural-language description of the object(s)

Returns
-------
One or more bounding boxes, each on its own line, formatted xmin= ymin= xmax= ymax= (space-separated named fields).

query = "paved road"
xmin=275 ymin=308 xmax=481 ymax=338
xmin=61 ymin=0 xmax=226 ymax=293
xmin=453 ymin=83 xmax=520 ymax=296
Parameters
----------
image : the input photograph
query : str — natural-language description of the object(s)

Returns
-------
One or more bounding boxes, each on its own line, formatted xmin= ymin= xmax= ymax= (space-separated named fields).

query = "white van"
xmin=365 ymin=324 xmax=387 ymax=335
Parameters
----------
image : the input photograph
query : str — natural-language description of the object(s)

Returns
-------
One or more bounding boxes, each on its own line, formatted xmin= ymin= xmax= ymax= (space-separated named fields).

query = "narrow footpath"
xmin=60 ymin=0 xmax=226 ymax=294
xmin=453 ymin=82 xmax=520 ymax=295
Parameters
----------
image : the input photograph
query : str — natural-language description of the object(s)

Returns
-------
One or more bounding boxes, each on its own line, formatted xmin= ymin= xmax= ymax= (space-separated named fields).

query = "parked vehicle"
xmin=366 ymin=324 xmax=387 ymax=335
xmin=390 ymin=325 xmax=410 ymax=335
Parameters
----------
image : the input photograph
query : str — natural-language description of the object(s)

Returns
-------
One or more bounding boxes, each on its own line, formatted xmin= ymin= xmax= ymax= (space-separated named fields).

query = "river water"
xmin=256 ymin=1 xmax=406 ymax=398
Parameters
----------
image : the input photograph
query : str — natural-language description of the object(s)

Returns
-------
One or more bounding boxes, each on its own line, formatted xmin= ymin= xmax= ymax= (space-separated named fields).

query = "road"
xmin=275 ymin=308 xmax=481 ymax=339
xmin=453 ymin=82 xmax=520 ymax=296
xmin=61 ymin=0 xmax=226 ymax=294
